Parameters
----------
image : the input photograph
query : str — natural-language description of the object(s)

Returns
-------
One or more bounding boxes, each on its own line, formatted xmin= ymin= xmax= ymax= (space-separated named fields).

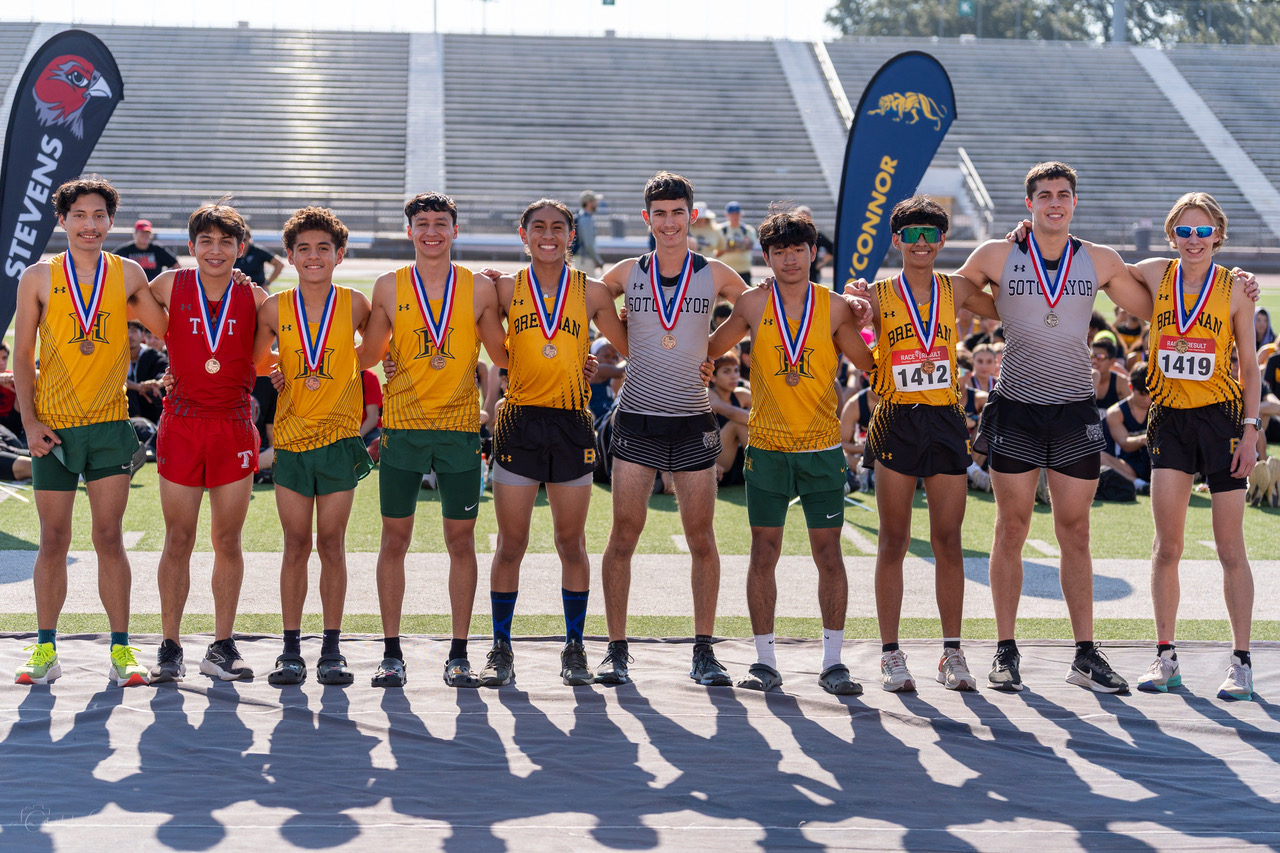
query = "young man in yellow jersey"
xmin=357 ymin=192 xmax=508 ymax=689
xmin=707 ymin=208 xmax=873 ymax=695
xmin=13 ymin=175 xmax=169 ymax=687
xmin=251 ymin=207 xmax=374 ymax=686
xmin=862 ymin=196 xmax=998 ymax=693
xmin=1126 ymin=193 xmax=1261 ymax=700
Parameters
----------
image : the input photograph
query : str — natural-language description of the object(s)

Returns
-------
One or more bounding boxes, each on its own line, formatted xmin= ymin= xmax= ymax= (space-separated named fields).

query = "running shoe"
xmin=937 ymin=647 xmax=976 ymax=691
xmin=595 ymin=641 xmax=634 ymax=685
xmin=1136 ymin=649 xmax=1181 ymax=692
xmin=480 ymin=640 xmax=515 ymax=687
xmin=443 ymin=657 xmax=480 ymax=688
xmin=15 ymin=642 xmax=60 ymax=685
xmin=1217 ymin=655 xmax=1253 ymax=701
xmin=267 ymin=653 xmax=307 ymax=686
xmin=987 ymin=645 xmax=1023 ymax=692
xmin=819 ymin=663 xmax=863 ymax=695
xmin=1035 ymin=469 xmax=1051 ymax=505
xmin=109 ymin=644 xmax=150 ymax=687
xmin=149 ymin=639 xmax=185 ymax=684
xmin=316 ymin=654 xmax=354 ymax=686
xmin=968 ymin=467 xmax=991 ymax=492
xmin=689 ymin=645 xmax=732 ymax=687
xmin=200 ymin=638 xmax=253 ymax=681
xmin=1067 ymin=644 xmax=1129 ymax=693
xmin=736 ymin=662 xmax=782 ymax=692
xmin=372 ymin=657 xmax=407 ymax=688
xmin=560 ymin=641 xmax=595 ymax=686
xmin=880 ymin=649 xmax=915 ymax=692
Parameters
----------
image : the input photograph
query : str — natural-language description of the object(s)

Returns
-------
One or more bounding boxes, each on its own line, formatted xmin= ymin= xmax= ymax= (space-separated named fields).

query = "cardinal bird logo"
xmin=32 ymin=54 xmax=112 ymax=140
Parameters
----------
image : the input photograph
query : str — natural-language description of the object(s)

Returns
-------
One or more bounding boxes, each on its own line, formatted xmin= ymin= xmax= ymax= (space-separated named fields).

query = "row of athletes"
xmin=10 ymin=163 xmax=1262 ymax=701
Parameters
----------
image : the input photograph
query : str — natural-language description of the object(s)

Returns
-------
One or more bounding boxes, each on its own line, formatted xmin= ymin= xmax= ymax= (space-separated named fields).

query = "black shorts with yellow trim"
xmin=974 ymin=391 xmax=1107 ymax=476
xmin=610 ymin=410 xmax=720 ymax=472
xmin=744 ymin=445 xmax=846 ymax=528
xmin=493 ymin=403 xmax=596 ymax=484
xmin=1148 ymin=402 xmax=1246 ymax=493
xmin=864 ymin=401 xmax=970 ymax=478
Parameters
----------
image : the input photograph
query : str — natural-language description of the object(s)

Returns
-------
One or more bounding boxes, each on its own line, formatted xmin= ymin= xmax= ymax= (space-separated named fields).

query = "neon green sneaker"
xmin=109 ymin=644 xmax=149 ymax=687
xmin=15 ymin=642 xmax=61 ymax=685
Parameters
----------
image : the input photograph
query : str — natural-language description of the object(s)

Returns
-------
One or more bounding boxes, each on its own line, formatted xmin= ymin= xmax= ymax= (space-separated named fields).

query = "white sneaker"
xmin=936 ymin=647 xmax=976 ymax=691
xmin=421 ymin=471 xmax=438 ymax=490
xmin=880 ymin=649 xmax=915 ymax=692
xmin=1136 ymin=649 xmax=1180 ymax=692
xmin=968 ymin=467 xmax=991 ymax=492
xmin=1217 ymin=655 xmax=1253 ymax=701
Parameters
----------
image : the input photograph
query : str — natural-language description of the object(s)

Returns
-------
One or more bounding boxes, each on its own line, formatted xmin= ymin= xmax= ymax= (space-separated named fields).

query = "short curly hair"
xmin=282 ymin=206 xmax=348 ymax=252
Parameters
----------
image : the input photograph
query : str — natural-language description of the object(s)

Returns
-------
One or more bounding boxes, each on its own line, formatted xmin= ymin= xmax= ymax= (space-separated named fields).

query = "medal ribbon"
xmin=527 ymin=264 xmax=569 ymax=342
xmin=1174 ymin=261 xmax=1216 ymax=336
xmin=771 ymin=281 xmax=814 ymax=369
xmin=648 ymin=251 xmax=693 ymax=331
xmin=65 ymin=252 xmax=106 ymax=340
xmin=195 ymin=271 xmax=235 ymax=356
xmin=1026 ymin=231 xmax=1074 ymax=310
xmin=411 ymin=262 xmax=455 ymax=351
xmin=895 ymin=271 xmax=941 ymax=355
xmin=293 ymin=286 xmax=336 ymax=374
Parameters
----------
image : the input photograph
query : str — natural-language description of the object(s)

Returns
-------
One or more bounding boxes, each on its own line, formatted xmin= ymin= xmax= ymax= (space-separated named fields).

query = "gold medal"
xmin=921 ymin=359 xmax=935 ymax=374
xmin=661 ymin=334 xmax=677 ymax=350
xmin=1044 ymin=312 xmax=1059 ymax=328
xmin=79 ymin=339 xmax=95 ymax=355
xmin=1174 ymin=338 xmax=1189 ymax=354
xmin=205 ymin=358 xmax=220 ymax=374
xmin=786 ymin=371 xmax=801 ymax=386
xmin=542 ymin=343 xmax=557 ymax=359
xmin=430 ymin=354 xmax=447 ymax=370
xmin=305 ymin=374 xmax=321 ymax=391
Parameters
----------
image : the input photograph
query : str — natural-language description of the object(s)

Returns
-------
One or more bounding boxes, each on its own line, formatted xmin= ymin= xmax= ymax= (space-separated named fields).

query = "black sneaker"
xmin=1067 ymin=645 xmax=1129 ymax=693
xmin=560 ymin=640 xmax=595 ymax=686
xmin=595 ymin=641 xmax=633 ymax=685
xmin=128 ymin=442 xmax=148 ymax=479
xmin=690 ymin=645 xmax=732 ymax=687
xmin=200 ymin=639 xmax=253 ymax=681
xmin=480 ymin=640 xmax=515 ymax=687
xmin=987 ymin=646 xmax=1024 ymax=692
xmin=372 ymin=657 xmax=406 ymax=688
xmin=149 ymin=639 xmax=185 ymax=684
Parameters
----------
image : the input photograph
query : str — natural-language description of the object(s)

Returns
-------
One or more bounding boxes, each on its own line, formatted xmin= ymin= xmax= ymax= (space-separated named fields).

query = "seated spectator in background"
xmin=0 ymin=342 xmax=22 ymax=440
xmin=251 ymin=375 xmax=277 ymax=482
xmin=839 ymin=378 xmax=878 ymax=491
xmin=737 ymin=338 xmax=752 ymax=383
xmin=1103 ymin=362 xmax=1152 ymax=495
xmin=115 ymin=219 xmax=179 ymax=281
xmin=687 ymin=203 xmax=724 ymax=257
xmin=967 ymin=343 xmax=997 ymax=394
xmin=1255 ymin=307 xmax=1276 ymax=352
xmin=1088 ymin=310 xmax=1121 ymax=347
xmin=1114 ymin=306 xmax=1145 ymax=354
xmin=709 ymin=351 xmax=749 ymax=485
xmin=360 ymin=368 xmax=383 ymax=454
xmin=716 ymin=201 xmax=755 ymax=285
xmin=0 ymin=424 xmax=31 ymax=481
xmin=126 ymin=320 xmax=166 ymax=423
xmin=588 ymin=337 xmax=625 ymax=422
xmin=234 ymin=227 xmax=285 ymax=291
xmin=1092 ymin=337 xmax=1128 ymax=414
xmin=963 ymin=315 xmax=1000 ymax=351
xmin=710 ymin=301 xmax=733 ymax=331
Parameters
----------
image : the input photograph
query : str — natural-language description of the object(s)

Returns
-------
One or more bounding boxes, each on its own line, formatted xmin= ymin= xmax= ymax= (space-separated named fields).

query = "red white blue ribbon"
xmin=771 ymin=281 xmax=814 ymax=370
xmin=65 ymin=252 xmax=105 ymax=340
xmin=1174 ymin=261 xmax=1217 ymax=336
xmin=1027 ymin=231 xmax=1074 ymax=310
xmin=293 ymin=285 xmax=336 ymax=374
xmin=528 ymin=264 xmax=569 ymax=342
xmin=895 ymin=271 xmax=940 ymax=355
xmin=649 ymin=251 xmax=693 ymax=331
xmin=195 ymin=271 xmax=235 ymax=356
xmin=411 ymin=262 xmax=455 ymax=351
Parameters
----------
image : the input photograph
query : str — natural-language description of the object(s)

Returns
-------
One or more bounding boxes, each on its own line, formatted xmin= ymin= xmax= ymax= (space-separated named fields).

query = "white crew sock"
xmin=822 ymin=628 xmax=844 ymax=670
xmin=753 ymin=633 xmax=777 ymax=669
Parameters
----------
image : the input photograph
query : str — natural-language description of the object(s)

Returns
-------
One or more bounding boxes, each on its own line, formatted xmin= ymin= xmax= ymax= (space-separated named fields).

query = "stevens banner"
xmin=0 ymin=29 xmax=124 ymax=338
xmin=834 ymin=51 xmax=955 ymax=289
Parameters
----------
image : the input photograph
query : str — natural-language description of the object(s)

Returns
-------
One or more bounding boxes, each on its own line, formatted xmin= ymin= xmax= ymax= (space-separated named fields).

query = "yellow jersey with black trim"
xmin=35 ymin=252 xmax=129 ymax=428
xmin=382 ymin=264 xmax=481 ymax=432
xmin=505 ymin=267 xmax=589 ymax=410
xmin=273 ymin=286 xmax=362 ymax=452
xmin=1148 ymin=261 xmax=1241 ymax=410
xmin=870 ymin=273 xmax=959 ymax=407
xmin=747 ymin=283 xmax=840 ymax=452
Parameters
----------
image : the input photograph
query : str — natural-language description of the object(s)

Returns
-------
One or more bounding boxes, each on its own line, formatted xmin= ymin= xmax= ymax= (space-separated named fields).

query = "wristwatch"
xmin=1242 ymin=417 xmax=1261 ymax=429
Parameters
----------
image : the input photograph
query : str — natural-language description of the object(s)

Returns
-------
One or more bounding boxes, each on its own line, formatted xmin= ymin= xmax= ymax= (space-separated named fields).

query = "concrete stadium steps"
xmin=824 ymin=37 xmax=1269 ymax=246
xmin=0 ymin=22 xmax=42 ymax=152
xmin=441 ymin=33 xmax=836 ymax=235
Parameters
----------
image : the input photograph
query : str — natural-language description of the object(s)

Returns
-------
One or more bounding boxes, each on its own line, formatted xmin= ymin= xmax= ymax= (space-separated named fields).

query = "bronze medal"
xmin=1044 ymin=311 xmax=1059 ymax=328
xmin=430 ymin=354 xmax=447 ymax=370
xmin=661 ymin=334 xmax=677 ymax=350
xmin=205 ymin=358 xmax=220 ymax=374
xmin=1174 ymin=338 xmax=1189 ymax=354
xmin=79 ymin=339 xmax=94 ymax=355
xmin=542 ymin=343 xmax=557 ymax=359
xmin=786 ymin=371 xmax=801 ymax=387
xmin=921 ymin=359 xmax=936 ymax=374
xmin=305 ymin=374 xmax=321 ymax=391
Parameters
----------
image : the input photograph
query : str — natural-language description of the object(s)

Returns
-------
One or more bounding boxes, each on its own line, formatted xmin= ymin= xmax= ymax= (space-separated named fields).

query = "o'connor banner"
xmin=834 ymin=51 xmax=955 ymax=289
xmin=0 ymin=29 xmax=123 ymax=339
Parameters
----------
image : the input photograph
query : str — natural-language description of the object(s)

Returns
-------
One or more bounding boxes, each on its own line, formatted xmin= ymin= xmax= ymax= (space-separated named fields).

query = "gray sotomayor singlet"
xmin=993 ymin=236 xmax=1100 ymax=405
xmin=615 ymin=252 xmax=715 ymax=416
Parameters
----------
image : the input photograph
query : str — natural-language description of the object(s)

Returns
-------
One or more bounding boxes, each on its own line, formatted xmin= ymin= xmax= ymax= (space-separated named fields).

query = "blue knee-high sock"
xmin=491 ymin=591 xmax=518 ymax=645
xmin=562 ymin=588 xmax=589 ymax=645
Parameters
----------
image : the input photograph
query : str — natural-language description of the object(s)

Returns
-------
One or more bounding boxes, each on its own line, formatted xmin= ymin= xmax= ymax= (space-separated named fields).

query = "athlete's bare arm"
xmin=586 ymin=278 xmax=628 ymax=358
xmin=1231 ymin=280 xmax=1262 ymax=477
xmin=954 ymin=239 xmax=1013 ymax=295
xmin=707 ymin=287 xmax=766 ymax=360
xmin=709 ymin=258 xmax=749 ymax=304
xmin=1090 ymin=242 xmax=1155 ymax=320
xmin=830 ymin=291 xmax=875 ymax=372
xmin=601 ymin=258 xmax=637 ymax=300
xmin=123 ymin=258 xmax=169 ymax=337
xmin=252 ymin=294 xmax=280 ymax=374
xmin=12 ymin=263 xmax=57 ymax=455
xmin=357 ymin=271 xmax=396 ymax=369
xmin=951 ymin=274 xmax=1000 ymax=321
xmin=474 ymin=275 xmax=509 ymax=368
xmin=149 ymin=268 xmax=178 ymax=309
xmin=351 ymin=288 xmax=372 ymax=336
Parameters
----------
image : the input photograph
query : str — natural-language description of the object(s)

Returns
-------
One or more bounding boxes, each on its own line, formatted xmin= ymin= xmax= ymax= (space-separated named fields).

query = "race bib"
xmin=891 ymin=346 xmax=950 ymax=392
xmin=1157 ymin=335 xmax=1215 ymax=382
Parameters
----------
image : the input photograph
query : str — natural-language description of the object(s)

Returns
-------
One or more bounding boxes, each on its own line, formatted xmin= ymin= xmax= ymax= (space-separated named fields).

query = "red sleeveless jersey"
xmin=163 ymin=270 xmax=257 ymax=420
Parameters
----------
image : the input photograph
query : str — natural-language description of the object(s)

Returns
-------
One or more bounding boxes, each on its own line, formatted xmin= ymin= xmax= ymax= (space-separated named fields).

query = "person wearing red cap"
xmin=115 ymin=219 xmax=180 ymax=281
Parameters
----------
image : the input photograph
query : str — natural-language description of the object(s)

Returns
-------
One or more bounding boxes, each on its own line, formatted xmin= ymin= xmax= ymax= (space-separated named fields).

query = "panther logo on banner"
xmin=866 ymin=92 xmax=949 ymax=132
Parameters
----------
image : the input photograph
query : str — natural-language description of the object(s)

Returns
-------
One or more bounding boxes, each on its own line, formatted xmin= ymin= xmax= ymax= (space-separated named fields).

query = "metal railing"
xmin=957 ymin=147 xmax=995 ymax=242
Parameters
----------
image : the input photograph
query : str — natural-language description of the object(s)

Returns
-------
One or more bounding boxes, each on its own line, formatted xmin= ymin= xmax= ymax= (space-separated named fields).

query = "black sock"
xmin=609 ymin=639 xmax=629 ymax=653
xmin=449 ymin=637 xmax=467 ymax=661
xmin=882 ymin=642 xmax=900 ymax=653
xmin=321 ymin=629 xmax=341 ymax=657
xmin=283 ymin=629 xmax=301 ymax=656
xmin=1075 ymin=640 xmax=1096 ymax=658
xmin=997 ymin=638 xmax=1018 ymax=652
xmin=1235 ymin=650 xmax=1252 ymax=668
xmin=694 ymin=634 xmax=714 ymax=653
xmin=384 ymin=636 xmax=402 ymax=662
xmin=1157 ymin=642 xmax=1176 ymax=659
xmin=943 ymin=639 xmax=961 ymax=650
